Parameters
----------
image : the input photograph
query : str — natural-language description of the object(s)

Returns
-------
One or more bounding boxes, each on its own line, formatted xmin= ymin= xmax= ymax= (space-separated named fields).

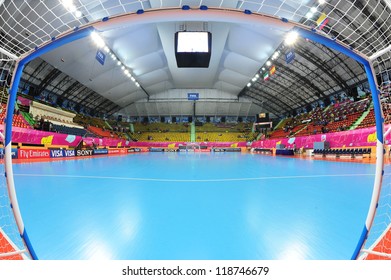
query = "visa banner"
xmin=50 ymin=149 xmax=76 ymax=158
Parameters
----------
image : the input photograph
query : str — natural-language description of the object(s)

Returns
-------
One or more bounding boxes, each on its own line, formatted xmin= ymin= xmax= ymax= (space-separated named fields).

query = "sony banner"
xmin=76 ymin=149 xmax=94 ymax=157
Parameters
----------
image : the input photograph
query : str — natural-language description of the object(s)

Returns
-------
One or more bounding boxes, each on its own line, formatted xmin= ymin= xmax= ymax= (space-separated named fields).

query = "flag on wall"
xmin=316 ymin=12 xmax=329 ymax=30
xmin=270 ymin=65 xmax=276 ymax=75
xmin=263 ymin=72 xmax=269 ymax=81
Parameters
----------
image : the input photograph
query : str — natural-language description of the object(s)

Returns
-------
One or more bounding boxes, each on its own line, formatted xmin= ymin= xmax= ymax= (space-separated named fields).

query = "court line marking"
xmin=13 ymin=173 xmax=376 ymax=182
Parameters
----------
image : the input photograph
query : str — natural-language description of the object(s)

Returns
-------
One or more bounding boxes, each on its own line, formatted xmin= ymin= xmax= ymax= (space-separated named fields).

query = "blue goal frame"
xmin=4 ymin=7 xmax=384 ymax=260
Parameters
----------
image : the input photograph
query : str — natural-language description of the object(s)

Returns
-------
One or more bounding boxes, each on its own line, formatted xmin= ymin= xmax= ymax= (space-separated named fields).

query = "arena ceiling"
xmin=0 ymin=0 xmax=390 ymax=118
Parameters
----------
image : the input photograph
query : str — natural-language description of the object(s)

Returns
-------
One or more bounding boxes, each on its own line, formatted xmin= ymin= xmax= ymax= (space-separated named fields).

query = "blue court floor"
xmin=12 ymin=153 xmax=375 ymax=260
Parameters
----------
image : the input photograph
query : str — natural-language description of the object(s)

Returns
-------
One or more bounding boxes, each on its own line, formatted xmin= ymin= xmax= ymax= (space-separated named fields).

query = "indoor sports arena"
xmin=0 ymin=0 xmax=390 ymax=260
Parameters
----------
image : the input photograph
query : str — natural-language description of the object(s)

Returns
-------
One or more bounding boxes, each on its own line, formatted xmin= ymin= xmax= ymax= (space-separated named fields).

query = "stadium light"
xmin=318 ymin=0 xmax=326 ymax=4
xmin=61 ymin=0 xmax=82 ymax=19
xmin=306 ymin=12 xmax=313 ymax=18
xmin=266 ymin=60 xmax=271 ymax=66
xmin=247 ymin=83 xmax=251 ymax=87
xmin=69 ymin=5 xmax=76 ymax=12
xmin=61 ymin=0 xmax=74 ymax=9
xmin=75 ymin=10 xmax=82 ymax=18
xmin=285 ymin=31 xmax=299 ymax=45
xmin=90 ymin=31 xmax=105 ymax=48
xmin=272 ymin=51 xmax=279 ymax=60
xmin=310 ymin=7 xmax=317 ymax=13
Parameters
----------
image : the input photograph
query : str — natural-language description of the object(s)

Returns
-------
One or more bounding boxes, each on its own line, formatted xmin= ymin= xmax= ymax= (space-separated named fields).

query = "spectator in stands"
xmin=39 ymin=117 xmax=44 ymax=130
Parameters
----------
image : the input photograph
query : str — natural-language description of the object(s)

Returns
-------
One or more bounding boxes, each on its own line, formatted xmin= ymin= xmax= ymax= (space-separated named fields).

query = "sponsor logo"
xmin=188 ymin=93 xmax=199 ymax=100
xmin=108 ymin=149 xmax=120 ymax=154
xmin=225 ymin=148 xmax=241 ymax=152
xmin=149 ymin=148 xmax=164 ymax=152
xmin=76 ymin=150 xmax=93 ymax=157
xmin=0 ymin=148 xmax=18 ymax=159
xmin=64 ymin=150 xmax=75 ymax=157
xmin=127 ymin=148 xmax=141 ymax=153
xmin=50 ymin=149 xmax=64 ymax=158
xmin=95 ymin=49 xmax=106 ymax=65
xmin=41 ymin=135 xmax=54 ymax=145
xmin=18 ymin=149 xmax=50 ymax=159
xmin=49 ymin=149 xmax=76 ymax=158
xmin=93 ymin=149 xmax=108 ymax=155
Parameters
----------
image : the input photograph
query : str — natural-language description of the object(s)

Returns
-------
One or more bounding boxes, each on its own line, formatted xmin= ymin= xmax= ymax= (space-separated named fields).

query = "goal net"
xmin=0 ymin=0 xmax=390 ymax=261
xmin=0 ymin=53 xmax=27 ymax=260
xmin=358 ymin=50 xmax=391 ymax=260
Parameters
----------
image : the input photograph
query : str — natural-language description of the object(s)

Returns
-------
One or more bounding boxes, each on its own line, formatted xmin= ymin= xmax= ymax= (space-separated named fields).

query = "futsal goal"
xmin=0 ymin=5 xmax=390 ymax=261
xmin=185 ymin=143 xmax=201 ymax=152
xmin=356 ymin=50 xmax=391 ymax=260
xmin=0 ymin=53 xmax=31 ymax=260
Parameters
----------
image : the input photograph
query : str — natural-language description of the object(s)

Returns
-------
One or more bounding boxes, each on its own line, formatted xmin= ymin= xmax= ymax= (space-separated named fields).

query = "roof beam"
xmin=295 ymin=47 xmax=350 ymax=93
xmin=353 ymin=0 xmax=391 ymax=47
xmin=95 ymin=99 xmax=114 ymax=112
xmin=326 ymin=9 xmax=377 ymax=54
xmin=283 ymin=54 xmax=336 ymax=92
xmin=107 ymin=104 xmax=122 ymax=116
xmin=50 ymin=75 xmax=74 ymax=95
xmin=244 ymin=92 xmax=283 ymax=117
xmin=60 ymin=81 xmax=83 ymax=99
xmin=68 ymin=87 xmax=91 ymax=102
xmin=246 ymin=87 xmax=293 ymax=112
xmin=77 ymin=89 xmax=97 ymax=104
xmin=274 ymin=61 xmax=326 ymax=98
xmin=258 ymin=75 xmax=311 ymax=108
xmin=310 ymin=42 xmax=362 ymax=83
xmin=35 ymin=68 xmax=62 ymax=95
xmin=255 ymin=81 xmax=302 ymax=109
xmin=23 ymin=60 xmax=47 ymax=85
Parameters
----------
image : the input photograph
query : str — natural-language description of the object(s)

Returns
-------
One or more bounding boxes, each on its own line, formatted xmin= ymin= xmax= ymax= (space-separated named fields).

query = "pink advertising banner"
xmin=0 ymin=126 xmax=130 ymax=147
xmin=130 ymin=141 xmax=248 ymax=148
xmin=3 ymin=125 xmax=388 ymax=150
xmin=17 ymin=96 xmax=32 ymax=107
xmin=251 ymin=125 xmax=391 ymax=149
